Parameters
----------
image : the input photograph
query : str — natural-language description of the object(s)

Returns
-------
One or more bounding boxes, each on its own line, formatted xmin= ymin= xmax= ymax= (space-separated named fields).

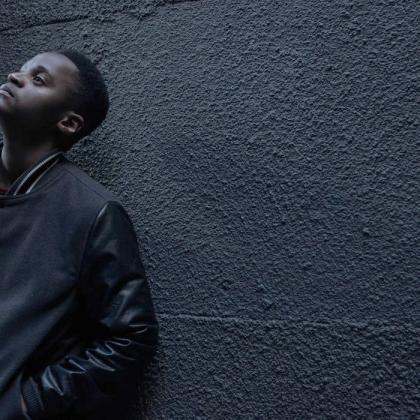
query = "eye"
xmin=33 ymin=75 xmax=45 ymax=85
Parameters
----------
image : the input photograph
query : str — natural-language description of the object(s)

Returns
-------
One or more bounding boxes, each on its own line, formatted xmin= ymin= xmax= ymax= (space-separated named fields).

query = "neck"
xmin=0 ymin=130 xmax=57 ymax=188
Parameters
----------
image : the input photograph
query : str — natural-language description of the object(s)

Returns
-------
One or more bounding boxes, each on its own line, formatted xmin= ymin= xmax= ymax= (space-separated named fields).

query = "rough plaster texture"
xmin=0 ymin=0 xmax=419 ymax=418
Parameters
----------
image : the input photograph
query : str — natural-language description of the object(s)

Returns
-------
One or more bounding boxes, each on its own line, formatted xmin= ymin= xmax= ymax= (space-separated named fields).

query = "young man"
xmin=0 ymin=50 xmax=159 ymax=419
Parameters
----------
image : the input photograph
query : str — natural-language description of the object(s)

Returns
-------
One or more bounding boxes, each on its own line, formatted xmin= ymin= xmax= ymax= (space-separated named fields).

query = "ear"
xmin=56 ymin=112 xmax=84 ymax=137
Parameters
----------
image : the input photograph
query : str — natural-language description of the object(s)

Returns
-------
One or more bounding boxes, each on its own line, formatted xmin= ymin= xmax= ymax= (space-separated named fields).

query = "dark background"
xmin=1 ymin=1 xmax=419 ymax=418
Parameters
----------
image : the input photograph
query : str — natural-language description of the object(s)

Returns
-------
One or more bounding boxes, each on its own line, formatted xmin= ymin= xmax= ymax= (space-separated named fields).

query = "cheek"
xmin=17 ymin=94 xmax=65 ymax=123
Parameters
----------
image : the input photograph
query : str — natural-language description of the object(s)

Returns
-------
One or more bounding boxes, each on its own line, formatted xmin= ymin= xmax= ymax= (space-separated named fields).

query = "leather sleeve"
xmin=21 ymin=201 xmax=159 ymax=418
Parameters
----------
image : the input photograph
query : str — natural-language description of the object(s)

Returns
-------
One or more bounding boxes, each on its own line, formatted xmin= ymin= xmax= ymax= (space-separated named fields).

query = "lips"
xmin=0 ymin=85 xmax=14 ymax=97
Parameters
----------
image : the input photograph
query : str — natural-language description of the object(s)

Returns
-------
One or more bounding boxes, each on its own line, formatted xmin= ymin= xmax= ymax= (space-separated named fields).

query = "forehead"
xmin=21 ymin=52 xmax=79 ymax=83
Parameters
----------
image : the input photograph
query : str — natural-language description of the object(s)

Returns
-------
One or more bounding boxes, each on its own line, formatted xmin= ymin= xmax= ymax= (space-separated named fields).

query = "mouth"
xmin=0 ymin=85 xmax=14 ymax=97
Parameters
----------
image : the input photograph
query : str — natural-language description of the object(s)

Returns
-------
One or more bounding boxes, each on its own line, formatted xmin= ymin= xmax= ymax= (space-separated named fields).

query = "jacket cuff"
xmin=21 ymin=377 xmax=44 ymax=419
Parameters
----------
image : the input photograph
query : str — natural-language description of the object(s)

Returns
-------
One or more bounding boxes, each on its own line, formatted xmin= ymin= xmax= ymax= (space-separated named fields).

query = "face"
xmin=0 ymin=52 xmax=80 ymax=133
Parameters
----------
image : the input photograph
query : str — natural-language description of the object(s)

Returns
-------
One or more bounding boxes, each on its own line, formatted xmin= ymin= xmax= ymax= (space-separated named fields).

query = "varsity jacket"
xmin=0 ymin=140 xmax=159 ymax=419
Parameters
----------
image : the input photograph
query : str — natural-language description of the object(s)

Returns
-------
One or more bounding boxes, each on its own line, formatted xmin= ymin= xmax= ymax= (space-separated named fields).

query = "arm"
xmin=20 ymin=201 xmax=159 ymax=418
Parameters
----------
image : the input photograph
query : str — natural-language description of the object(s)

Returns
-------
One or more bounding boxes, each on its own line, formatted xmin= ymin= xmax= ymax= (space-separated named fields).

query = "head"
xmin=0 ymin=50 xmax=109 ymax=151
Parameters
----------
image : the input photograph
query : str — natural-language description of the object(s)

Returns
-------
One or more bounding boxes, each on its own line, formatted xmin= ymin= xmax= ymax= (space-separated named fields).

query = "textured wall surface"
xmin=1 ymin=0 xmax=419 ymax=418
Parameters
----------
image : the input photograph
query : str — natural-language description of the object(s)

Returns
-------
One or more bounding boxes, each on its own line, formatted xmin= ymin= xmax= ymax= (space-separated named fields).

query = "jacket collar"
xmin=0 ymin=140 xmax=64 ymax=196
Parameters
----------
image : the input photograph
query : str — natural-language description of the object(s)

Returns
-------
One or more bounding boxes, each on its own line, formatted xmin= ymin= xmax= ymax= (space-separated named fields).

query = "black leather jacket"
xmin=22 ymin=202 xmax=159 ymax=419
xmin=0 ymin=143 xmax=159 ymax=419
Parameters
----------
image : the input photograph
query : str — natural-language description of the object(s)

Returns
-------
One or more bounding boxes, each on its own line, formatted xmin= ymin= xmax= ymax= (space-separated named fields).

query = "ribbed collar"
xmin=0 ymin=140 xmax=64 ymax=196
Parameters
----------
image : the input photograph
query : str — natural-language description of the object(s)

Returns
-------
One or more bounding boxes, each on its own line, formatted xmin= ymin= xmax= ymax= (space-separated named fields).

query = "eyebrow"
xmin=20 ymin=65 xmax=52 ymax=78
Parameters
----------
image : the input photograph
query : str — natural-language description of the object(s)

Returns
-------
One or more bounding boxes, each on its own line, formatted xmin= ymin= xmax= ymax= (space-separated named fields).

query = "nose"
xmin=7 ymin=71 xmax=24 ymax=87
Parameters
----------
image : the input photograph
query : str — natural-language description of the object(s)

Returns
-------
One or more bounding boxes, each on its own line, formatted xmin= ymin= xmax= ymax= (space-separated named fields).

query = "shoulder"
xmin=51 ymin=156 xmax=134 ymax=230
xmin=58 ymin=156 xmax=122 ymax=208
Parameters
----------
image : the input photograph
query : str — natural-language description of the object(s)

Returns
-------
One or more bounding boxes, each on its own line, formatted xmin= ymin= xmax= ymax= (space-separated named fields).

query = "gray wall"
xmin=1 ymin=0 xmax=419 ymax=418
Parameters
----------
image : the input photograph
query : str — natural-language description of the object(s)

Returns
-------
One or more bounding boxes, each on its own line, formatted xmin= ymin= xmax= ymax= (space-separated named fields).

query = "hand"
xmin=20 ymin=393 xmax=28 ymax=415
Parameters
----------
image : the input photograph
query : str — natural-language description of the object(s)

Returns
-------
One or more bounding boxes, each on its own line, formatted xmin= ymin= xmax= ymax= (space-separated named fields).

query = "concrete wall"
xmin=1 ymin=1 xmax=419 ymax=418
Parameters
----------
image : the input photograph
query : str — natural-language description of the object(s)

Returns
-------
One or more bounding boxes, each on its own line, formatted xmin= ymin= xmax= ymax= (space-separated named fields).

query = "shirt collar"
xmin=0 ymin=140 xmax=64 ymax=196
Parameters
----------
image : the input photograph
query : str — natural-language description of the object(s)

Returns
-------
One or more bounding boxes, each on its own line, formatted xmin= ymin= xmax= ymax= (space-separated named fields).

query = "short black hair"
xmin=54 ymin=49 xmax=109 ymax=149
